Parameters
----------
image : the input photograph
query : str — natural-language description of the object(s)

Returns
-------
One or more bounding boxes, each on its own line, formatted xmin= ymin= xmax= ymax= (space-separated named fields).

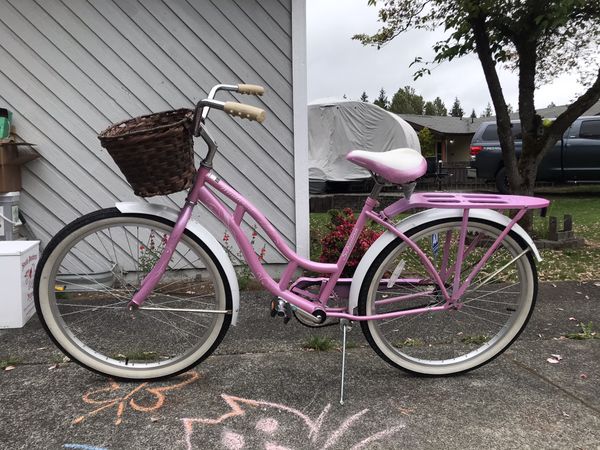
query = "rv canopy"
xmin=308 ymin=100 xmax=420 ymax=182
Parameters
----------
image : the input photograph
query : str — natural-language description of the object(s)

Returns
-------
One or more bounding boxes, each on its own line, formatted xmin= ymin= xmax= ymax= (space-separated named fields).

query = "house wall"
xmin=0 ymin=0 xmax=306 ymax=265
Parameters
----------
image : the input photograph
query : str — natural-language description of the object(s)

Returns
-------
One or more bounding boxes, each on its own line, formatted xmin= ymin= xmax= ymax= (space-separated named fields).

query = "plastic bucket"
xmin=0 ymin=191 xmax=21 ymax=240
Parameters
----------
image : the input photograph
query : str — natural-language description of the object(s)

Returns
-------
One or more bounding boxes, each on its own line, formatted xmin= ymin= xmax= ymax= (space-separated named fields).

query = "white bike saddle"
xmin=346 ymin=148 xmax=427 ymax=185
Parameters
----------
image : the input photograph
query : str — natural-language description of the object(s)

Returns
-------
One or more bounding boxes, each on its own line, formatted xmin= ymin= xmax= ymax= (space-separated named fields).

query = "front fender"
xmin=116 ymin=202 xmax=240 ymax=325
xmin=348 ymin=208 xmax=541 ymax=314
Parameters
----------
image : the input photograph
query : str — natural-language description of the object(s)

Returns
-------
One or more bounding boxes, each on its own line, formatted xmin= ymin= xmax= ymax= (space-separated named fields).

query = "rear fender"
xmin=116 ymin=202 xmax=240 ymax=325
xmin=347 ymin=208 xmax=541 ymax=314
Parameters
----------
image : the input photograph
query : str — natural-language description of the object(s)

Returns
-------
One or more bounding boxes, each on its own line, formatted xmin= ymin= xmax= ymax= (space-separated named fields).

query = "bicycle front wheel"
xmin=359 ymin=217 xmax=537 ymax=376
xmin=35 ymin=208 xmax=232 ymax=380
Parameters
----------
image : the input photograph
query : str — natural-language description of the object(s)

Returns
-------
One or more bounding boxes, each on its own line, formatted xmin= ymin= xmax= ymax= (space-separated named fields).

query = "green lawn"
xmin=533 ymin=195 xmax=600 ymax=281
xmin=311 ymin=194 xmax=600 ymax=282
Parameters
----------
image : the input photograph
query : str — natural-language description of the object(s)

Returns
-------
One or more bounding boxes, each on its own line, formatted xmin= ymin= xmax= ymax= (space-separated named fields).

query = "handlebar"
xmin=192 ymin=83 xmax=267 ymax=136
xmin=193 ymin=83 xmax=266 ymax=168
xmin=237 ymin=84 xmax=264 ymax=96
xmin=224 ymin=102 xmax=266 ymax=123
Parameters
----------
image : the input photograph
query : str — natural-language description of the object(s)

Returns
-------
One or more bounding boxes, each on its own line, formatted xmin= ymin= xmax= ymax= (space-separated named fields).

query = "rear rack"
xmin=383 ymin=193 xmax=550 ymax=217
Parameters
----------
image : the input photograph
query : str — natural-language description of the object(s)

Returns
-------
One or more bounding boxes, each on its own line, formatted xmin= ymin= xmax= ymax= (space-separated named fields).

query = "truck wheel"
xmin=495 ymin=167 xmax=510 ymax=194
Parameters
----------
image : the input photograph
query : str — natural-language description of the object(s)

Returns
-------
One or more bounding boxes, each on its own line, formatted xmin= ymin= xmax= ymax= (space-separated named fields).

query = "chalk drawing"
xmin=73 ymin=370 xmax=200 ymax=426
xmin=222 ymin=430 xmax=245 ymax=449
xmin=182 ymin=394 xmax=405 ymax=449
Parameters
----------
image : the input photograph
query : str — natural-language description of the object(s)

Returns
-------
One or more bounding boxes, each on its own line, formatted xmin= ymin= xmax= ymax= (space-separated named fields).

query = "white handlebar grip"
xmin=224 ymin=102 xmax=266 ymax=123
xmin=237 ymin=84 xmax=265 ymax=96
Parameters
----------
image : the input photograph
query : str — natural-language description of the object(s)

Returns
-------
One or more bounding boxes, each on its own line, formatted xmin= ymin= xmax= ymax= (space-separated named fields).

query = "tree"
xmin=547 ymin=101 xmax=556 ymax=108
xmin=424 ymin=97 xmax=447 ymax=116
xmin=418 ymin=127 xmax=436 ymax=157
xmin=424 ymin=101 xmax=436 ymax=115
xmin=354 ymin=1 xmax=600 ymax=229
xmin=450 ymin=97 xmax=464 ymax=118
xmin=360 ymin=91 xmax=369 ymax=102
xmin=432 ymin=97 xmax=447 ymax=116
xmin=482 ymin=102 xmax=493 ymax=117
xmin=374 ymin=88 xmax=389 ymax=109
xmin=470 ymin=109 xmax=477 ymax=119
xmin=389 ymin=85 xmax=425 ymax=114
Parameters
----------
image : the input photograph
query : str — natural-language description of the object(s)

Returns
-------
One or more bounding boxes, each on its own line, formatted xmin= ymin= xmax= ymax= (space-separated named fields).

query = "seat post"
xmin=369 ymin=174 xmax=385 ymax=200
xmin=402 ymin=182 xmax=416 ymax=200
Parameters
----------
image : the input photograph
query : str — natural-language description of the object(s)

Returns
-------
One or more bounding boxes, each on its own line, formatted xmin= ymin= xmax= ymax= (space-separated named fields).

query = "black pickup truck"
xmin=470 ymin=116 xmax=600 ymax=193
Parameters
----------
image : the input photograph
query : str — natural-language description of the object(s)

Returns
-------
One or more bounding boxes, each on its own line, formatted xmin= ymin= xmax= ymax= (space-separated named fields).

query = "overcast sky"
xmin=306 ymin=0 xmax=584 ymax=116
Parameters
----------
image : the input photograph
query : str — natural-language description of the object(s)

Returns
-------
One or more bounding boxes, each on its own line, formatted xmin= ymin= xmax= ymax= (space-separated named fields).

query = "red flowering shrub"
xmin=319 ymin=208 xmax=382 ymax=277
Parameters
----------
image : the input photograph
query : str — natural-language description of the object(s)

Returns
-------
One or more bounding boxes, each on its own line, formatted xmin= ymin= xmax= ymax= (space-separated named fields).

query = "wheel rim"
xmin=364 ymin=220 xmax=535 ymax=375
xmin=38 ymin=214 xmax=229 ymax=379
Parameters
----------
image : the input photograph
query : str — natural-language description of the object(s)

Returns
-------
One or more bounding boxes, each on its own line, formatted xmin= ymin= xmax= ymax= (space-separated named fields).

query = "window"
xmin=481 ymin=123 xmax=522 ymax=141
xmin=579 ymin=120 xmax=600 ymax=139
xmin=481 ymin=124 xmax=498 ymax=141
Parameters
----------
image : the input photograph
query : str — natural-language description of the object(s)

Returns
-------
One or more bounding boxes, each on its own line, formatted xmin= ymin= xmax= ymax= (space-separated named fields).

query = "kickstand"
xmin=339 ymin=319 xmax=351 ymax=405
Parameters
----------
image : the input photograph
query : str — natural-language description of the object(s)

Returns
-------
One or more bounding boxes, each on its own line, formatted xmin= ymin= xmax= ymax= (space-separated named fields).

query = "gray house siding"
xmin=0 ymin=0 xmax=305 ymax=265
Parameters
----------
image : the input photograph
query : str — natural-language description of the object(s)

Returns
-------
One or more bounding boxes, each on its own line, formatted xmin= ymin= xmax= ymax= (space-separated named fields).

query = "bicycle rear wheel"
xmin=358 ymin=217 xmax=537 ymax=376
xmin=34 ymin=208 xmax=232 ymax=380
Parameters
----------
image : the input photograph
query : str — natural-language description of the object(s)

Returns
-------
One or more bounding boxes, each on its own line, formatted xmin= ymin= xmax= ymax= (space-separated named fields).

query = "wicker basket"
xmin=98 ymin=109 xmax=195 ymax=197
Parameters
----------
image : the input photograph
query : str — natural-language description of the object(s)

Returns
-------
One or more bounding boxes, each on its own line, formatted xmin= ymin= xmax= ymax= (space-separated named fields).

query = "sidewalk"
xmin=1 ymin=281 xmax=599 ymax=449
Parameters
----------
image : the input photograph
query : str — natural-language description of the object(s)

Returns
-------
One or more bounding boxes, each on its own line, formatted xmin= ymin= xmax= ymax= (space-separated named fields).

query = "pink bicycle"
xmin=34 ymin=83 xmax=549 ymax=387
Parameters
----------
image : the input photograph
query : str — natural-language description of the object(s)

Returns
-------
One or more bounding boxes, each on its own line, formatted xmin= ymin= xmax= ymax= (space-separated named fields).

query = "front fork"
xmin=127 ymin=201 xmax=195 ymax=309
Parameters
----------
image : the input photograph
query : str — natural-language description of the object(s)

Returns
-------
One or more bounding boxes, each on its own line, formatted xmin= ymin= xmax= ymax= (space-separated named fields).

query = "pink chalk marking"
xmin=265 ymin=443 xmax=292 ymax=450
xmin=182 ymin=394 xmax=405 ymax=450
xmin=256 ymin=418 xmax=279 ymax=435
xmin=183 ymin=394 xmax=320 ymax=450
xmin=222 ymin=430 xmax=245 ymax=450
xmin=322 ymin=409 xmax=369 ymax=449
xmin=349 ymin=425 xmax=407 ymax=450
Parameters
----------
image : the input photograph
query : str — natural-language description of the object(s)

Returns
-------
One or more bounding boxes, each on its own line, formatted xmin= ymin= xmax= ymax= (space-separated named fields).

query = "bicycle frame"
xmin=129 ymin=161 xmax=549 ymax=323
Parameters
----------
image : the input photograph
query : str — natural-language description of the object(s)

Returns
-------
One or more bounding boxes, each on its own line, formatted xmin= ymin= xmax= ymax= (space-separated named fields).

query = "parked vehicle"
xmin=470 ymin=117 xmax=600 ymax=193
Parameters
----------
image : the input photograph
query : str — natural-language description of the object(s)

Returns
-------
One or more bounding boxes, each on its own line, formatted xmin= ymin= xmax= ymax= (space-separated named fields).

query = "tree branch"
xmin=549 ymin=68 xmax=600 ymax=137
xmin=469 ymin=13 xmax=519 ymax=186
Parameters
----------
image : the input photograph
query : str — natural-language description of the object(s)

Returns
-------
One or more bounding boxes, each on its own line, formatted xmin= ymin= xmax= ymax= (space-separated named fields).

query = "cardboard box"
xmin=0 ymin=241 xmax=39 ymax=328
xmin=0 ymin=141 xmax=39 ymax=193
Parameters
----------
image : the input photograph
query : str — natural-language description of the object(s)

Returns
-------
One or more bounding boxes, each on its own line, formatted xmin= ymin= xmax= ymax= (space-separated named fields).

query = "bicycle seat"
xmin=346 ymin=148 xmax=427 ymax=185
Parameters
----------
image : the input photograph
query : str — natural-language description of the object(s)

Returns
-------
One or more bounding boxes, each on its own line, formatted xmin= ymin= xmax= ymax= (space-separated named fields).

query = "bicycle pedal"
xmin=270 ymin=298 xmax=292 ymax=322
xmin=269 ymin=299 xmax=279 ymax=317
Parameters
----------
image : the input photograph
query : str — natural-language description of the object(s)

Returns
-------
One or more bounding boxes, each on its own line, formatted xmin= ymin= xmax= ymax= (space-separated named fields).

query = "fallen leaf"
xmin=593 ymin=282 xmax=600 ymax=287
xmin=48 ymin=364 xmax=59 ymax=371
xmin=62 ymin=356 xmax=71 ymax=363
xmin=585 ymin=295 xmax=590 ymax=299
xmin=580 ymin=373 xmax=588 ymax=380
xmin=4 ymin=366 xmax=15 ymax=371
xmin=569 ymin=317 xmax=577 ymax=321
xmin=547 ymin=354 xmax=563 ymax=364
xmin=557 ymin=308 xmax=564 ymax=311
xmin=552 ymin=283 xmax=557 ymax=288
xmin=150 ymin=417 xmax=159 ymax=422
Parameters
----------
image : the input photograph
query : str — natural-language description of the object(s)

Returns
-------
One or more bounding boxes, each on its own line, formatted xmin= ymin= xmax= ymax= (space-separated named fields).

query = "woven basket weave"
xmin=98 ymin=109 xmax=195 ymax=197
